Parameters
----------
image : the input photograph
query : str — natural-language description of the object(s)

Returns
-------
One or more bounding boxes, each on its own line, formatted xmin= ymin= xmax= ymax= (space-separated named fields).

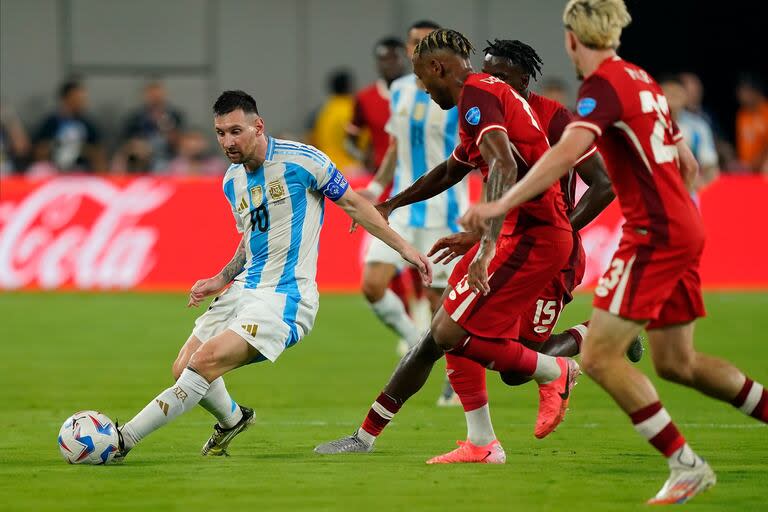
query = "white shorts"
xmin=191 ymin=281 xmax=318 ymax=362
xmin=363 ymin=220 xmax=458 ymax=289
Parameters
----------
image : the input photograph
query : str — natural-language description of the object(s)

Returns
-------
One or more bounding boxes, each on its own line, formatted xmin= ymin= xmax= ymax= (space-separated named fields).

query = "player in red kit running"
xmin=426 ymin=38 xmax=647 ymax=464
xmin=461 ymin=0 xmax=767 ymax=503
xmin=315 ymin=29 xmax=580 ymax=458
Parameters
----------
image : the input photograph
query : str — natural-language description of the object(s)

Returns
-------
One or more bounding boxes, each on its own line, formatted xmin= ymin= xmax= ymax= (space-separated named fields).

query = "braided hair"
xmin=413 ymin=29 xmax=475 ymax=58
xmin=483 ymin=39 xmax=543 ymax=81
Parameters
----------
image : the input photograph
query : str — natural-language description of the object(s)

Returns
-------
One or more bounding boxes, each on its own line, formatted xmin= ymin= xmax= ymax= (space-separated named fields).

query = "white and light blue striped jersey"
xmin=386 ymin=73 xmax=468 ymax=231
xmin=222 ymin=136 xmax=349 ymax=301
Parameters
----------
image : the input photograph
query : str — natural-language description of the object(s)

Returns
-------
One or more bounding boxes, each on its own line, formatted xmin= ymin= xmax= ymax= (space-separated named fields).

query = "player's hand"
xmin=428 ymin=232 xmax=481 ymax=265
xmin=467 ymin=248 xmax=494 ymax=296
xmin=460 ymin=202 xmax=506 ymax=233
xmin=187 ymin=275 xmax=227 ymax=307
xmin=401 ymin=247 xmax=433 ymax=287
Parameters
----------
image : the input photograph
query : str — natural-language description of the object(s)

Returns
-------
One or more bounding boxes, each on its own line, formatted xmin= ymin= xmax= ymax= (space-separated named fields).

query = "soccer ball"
xmin=58 ymin=411 xmax=119 ymax=465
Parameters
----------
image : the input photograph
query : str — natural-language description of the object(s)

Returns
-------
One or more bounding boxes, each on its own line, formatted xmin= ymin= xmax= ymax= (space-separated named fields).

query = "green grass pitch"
xmin=1 ymin=291 xmax=766 ymax=511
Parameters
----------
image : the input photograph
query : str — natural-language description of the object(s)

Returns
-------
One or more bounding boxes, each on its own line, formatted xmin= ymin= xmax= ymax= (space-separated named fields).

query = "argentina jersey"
xmin=386 ymin=73 xmax=469 ymax=232
xmin=222 ymin=136 xmax=349 ymax=298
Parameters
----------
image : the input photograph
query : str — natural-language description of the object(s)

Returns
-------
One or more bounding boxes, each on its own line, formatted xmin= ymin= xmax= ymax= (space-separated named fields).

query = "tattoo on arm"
xmin=220 ymin=239 xmax=246 ymax=282
xmin=480 ymin=161 xmax=516 ymax=253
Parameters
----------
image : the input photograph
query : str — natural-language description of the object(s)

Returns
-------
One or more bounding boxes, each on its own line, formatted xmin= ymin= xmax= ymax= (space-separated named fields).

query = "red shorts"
xmin=518 ymin=233 xmax=586 ymax=342
xmin=593 ymin=238 xmax=706 ymax=329
xmin=444 ymin=228 xmax=573 ymax=339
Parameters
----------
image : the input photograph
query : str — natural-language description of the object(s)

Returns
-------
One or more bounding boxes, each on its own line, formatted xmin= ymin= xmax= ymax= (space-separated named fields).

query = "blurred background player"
xmin=115 ymin=90 xmax=431 ymax=461
xmin=345 ymin=37 xmax=408 ymax=173
xmin=308 ymin=69 xmax=360 ymax=173
xmin=426 ymin=38 xmax=644 ymax=464
xmin=460 ymin=0 xmax=768 ymax=503
xmin=356 ymin=20 xmax=469 ymax=405
xmin=660 ymin=74 xmax=719 ymax=193
xmin=315 ymin=29 xmax=582 ymax=457
xmin=734 ymin=73 xmax=768 ymax=173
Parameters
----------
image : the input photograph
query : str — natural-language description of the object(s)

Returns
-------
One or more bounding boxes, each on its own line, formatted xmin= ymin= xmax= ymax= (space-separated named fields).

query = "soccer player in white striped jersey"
xmin=359 ymin=21 xmax=469 ymax=396
xmin=115 ymin=90 xmax=431 ymax=460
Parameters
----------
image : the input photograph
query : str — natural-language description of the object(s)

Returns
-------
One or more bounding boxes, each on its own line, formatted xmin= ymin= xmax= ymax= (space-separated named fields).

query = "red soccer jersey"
xmin=568 ymin=56 xmax=702 ymax=247
xmin=347 ymin=80 xmax=390 ymax=169
xmin=452 ymin=73 xmax=571 ymax=235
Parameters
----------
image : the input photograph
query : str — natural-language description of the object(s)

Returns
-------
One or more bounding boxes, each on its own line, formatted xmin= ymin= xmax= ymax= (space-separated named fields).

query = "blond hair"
xmin=563 ymin=0 xmax=632 ymax=49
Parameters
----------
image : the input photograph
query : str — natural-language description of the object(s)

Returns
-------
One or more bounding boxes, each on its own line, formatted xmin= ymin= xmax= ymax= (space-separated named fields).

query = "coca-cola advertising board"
xmin=1 ymin=175 xmax=766 ymax=291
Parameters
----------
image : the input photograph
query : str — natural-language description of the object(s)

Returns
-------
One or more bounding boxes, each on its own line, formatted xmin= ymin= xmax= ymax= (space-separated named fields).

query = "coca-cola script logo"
xmin=0 ymin=177 xmax=172 ymax=289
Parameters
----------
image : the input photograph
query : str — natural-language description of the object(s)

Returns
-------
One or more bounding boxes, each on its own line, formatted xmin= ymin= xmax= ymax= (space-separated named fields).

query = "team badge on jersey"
xmin=250 ymin=185 xmax=263 ymax=207
xmin=268 ymin=180 xmax=286 ymax=201
xmin=577 ymin=98 xmax=597 ymax=116
xmin=413 ymin=102 xmax=426 ymax=121
xmin=465 ymin=106 xmax=481 ymax=125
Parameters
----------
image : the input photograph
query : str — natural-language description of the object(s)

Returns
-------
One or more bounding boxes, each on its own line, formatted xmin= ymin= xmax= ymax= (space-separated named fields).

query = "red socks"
xmin=630 ymin=402 xmax=686 ymax=457
xmin=445 ymin=353 xmax=488 ymax=412
xmin=451 ymin=336 xmax=538 ymax=375
xmin=731 ymin=378 xmax=768 ymax=422
xmin=360 ymin=392 xmax=402 ymax=437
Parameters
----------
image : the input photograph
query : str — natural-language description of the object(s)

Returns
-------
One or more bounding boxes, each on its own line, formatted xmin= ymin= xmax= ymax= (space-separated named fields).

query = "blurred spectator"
xmin=32 ymin=79 xmax=106 ymax=172
xmin=679 ymin=71 xmax=736 ymax=170
xmin=0 ymin=102 xmax=31 ymax=175
xmin=110 ymin=137 xmax=154 ymax=174
xmin=309 ymin=69 xmax=360 ymax=171
xmin=121 ymin=80 xmax=184 ymax=171
xmin=660 ymin=75 xmax=718 ymax=190
xmin=166 ymin=129 xmax=225 ymax=176
xmin=540 ymin=78 xmax=570 ymax=108
xmin=345 ymin=37 xmax=408 ymax=173
xmin=735 ymin=74 xmax=768 ymax=173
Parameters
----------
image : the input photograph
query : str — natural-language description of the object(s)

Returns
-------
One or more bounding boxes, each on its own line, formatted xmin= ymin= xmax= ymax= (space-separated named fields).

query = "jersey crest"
xmin=250 ymin=185 xmax=263 ymax=207
xmin=465 ymin=106 xmax=481 ymax=125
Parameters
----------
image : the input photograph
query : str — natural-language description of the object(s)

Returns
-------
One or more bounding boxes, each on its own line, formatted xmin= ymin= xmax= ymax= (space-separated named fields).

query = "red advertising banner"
xmin=1 ymin=175 xmax=766 ymax=291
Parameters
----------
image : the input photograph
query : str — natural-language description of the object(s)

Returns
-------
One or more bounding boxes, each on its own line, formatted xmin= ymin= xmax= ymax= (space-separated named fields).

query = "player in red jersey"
xmin=315 ymin=29 xmax=580 ymax=457
xmin=345 ymin=37 xmax=408 ymax=172
xmin=461 ymin=1 xmax=767 ymax=503
xmin=426 ymin=38 xmax=647 ymax=464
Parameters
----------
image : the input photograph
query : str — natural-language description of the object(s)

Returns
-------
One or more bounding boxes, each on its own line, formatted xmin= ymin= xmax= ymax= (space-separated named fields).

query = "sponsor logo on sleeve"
xmin=465 ymin=106 xmax=481 ymax=126
xmin=576 ymin=97 xmax=597 ymax=117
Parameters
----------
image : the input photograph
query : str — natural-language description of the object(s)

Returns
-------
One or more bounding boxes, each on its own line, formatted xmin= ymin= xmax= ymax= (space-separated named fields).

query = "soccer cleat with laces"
xmin=647 ymin=460 xmax=716 ymax=505
xmin=201 ymin=405 xmax=255 ymax=456
xmin=426 ymin=439 xmax=506 ymax=464
xmin=314 ymin=432 xmax=374 ymax=454
xmin=534 ymin=358 xmax=580 ymax=439
xmin=627 ymin=335 xmax=645 ymax=363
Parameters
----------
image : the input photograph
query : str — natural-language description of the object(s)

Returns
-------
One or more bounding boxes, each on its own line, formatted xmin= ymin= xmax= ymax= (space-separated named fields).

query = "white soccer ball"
xmin=58 ymin=411 xmax=119 ymax=465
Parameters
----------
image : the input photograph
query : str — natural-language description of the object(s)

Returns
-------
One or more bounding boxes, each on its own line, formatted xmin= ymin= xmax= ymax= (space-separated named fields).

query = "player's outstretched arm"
xmin=570 ymin=151 xmax=615 ymax=231
xmin=336 ymin=188 xmax=432 ymax=286
xmin=187 ymin=238 xmax=246 ymax=307
xmin=461 ymin=127 xmax=595 ymax=233
xmin=379 ymin=156 xmax=473 ymax=218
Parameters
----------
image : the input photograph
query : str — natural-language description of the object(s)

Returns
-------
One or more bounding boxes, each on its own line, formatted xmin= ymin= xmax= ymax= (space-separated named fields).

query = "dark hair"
xmin=59 ymin=80 xmax=82 ymax=99
xmin=737 ymin=72 xmax=766 ymax=94
xmin=409 ymin=20 xmax=441 ymax=31
xmin=656 ymin=73 xmax=684 ymax=87
xmin=375 ymin=36 xmax=405 ymax=54
xmin=483 ymin=39 xmax=543 ymax=81
xmin=213 ymin=90 xmax=259 ymax=116
xmin=413 ymin=29 xmax=474 ymax=58
xmin=329 ymin=70 xmax=353 ymax=95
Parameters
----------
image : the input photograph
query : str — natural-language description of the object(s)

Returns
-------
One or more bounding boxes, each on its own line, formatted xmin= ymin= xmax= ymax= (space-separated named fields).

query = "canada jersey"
xmin=568 ymin=56 xmax=702 ymax=247
xmin=452 ymin=73 xmax=571 ymax=235
xmin=386 ymin=73 xmax=467 ymax=231
xmin=222 ymin=137 xmax=349 ymax=299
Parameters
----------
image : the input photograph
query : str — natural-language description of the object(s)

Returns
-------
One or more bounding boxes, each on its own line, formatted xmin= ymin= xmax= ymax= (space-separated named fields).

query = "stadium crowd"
xmin=1 ymin=48 xmax=766 ymax=180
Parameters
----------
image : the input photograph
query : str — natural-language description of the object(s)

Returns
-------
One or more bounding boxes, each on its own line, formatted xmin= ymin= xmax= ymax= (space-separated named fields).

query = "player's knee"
xmin=655 ymin=361 xmax=694 ymax=385
xmin=580 ymin=350 xmax=610 ymax=380
xmin=430 ymin=320 xmax=459 ymax=351
xmin=361 ymin=278 xmax=387 ymax=303
xmin=187 ymin=346 xmax=220 ymax=381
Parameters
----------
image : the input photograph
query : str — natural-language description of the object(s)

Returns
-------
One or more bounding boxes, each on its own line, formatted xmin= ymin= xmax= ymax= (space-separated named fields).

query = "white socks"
xmin=356 ymin=427 xmax=376 ymax=446
xmin=370 ymin=289 xmax=422 ymax=348
xmin=121 ymin=369 xmax=210 ymax=450
xmin=200 ymin=377 xmax=243 ymax=429
xmin=533 ymin=353 xmax=563 ymax=384
xmin=465 ymin=404 xmax=497 ymax=446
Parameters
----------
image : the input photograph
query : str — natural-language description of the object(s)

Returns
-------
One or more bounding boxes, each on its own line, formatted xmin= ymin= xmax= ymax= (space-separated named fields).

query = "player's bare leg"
xmin=648 ymin=322 xmax=767 ymax=421
xmin=314 ymin=305 xmax=579 ymax=454
xmin=363 ymin=262 xmax=422 ymax=353
xmin=117 ymin=330 xmax=260 ymax=460
xmin=581 ymin=309 xmax=715 ymax=504
xmin=426 ymin=286 xmax=461 ymax=406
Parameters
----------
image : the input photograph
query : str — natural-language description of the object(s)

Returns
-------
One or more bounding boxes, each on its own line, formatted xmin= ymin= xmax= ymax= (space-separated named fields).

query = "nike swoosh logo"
xmin=559 ymin=365 xmax=571 ymax=400
xmin=481 ymin=451 xmax=492 ymax=461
